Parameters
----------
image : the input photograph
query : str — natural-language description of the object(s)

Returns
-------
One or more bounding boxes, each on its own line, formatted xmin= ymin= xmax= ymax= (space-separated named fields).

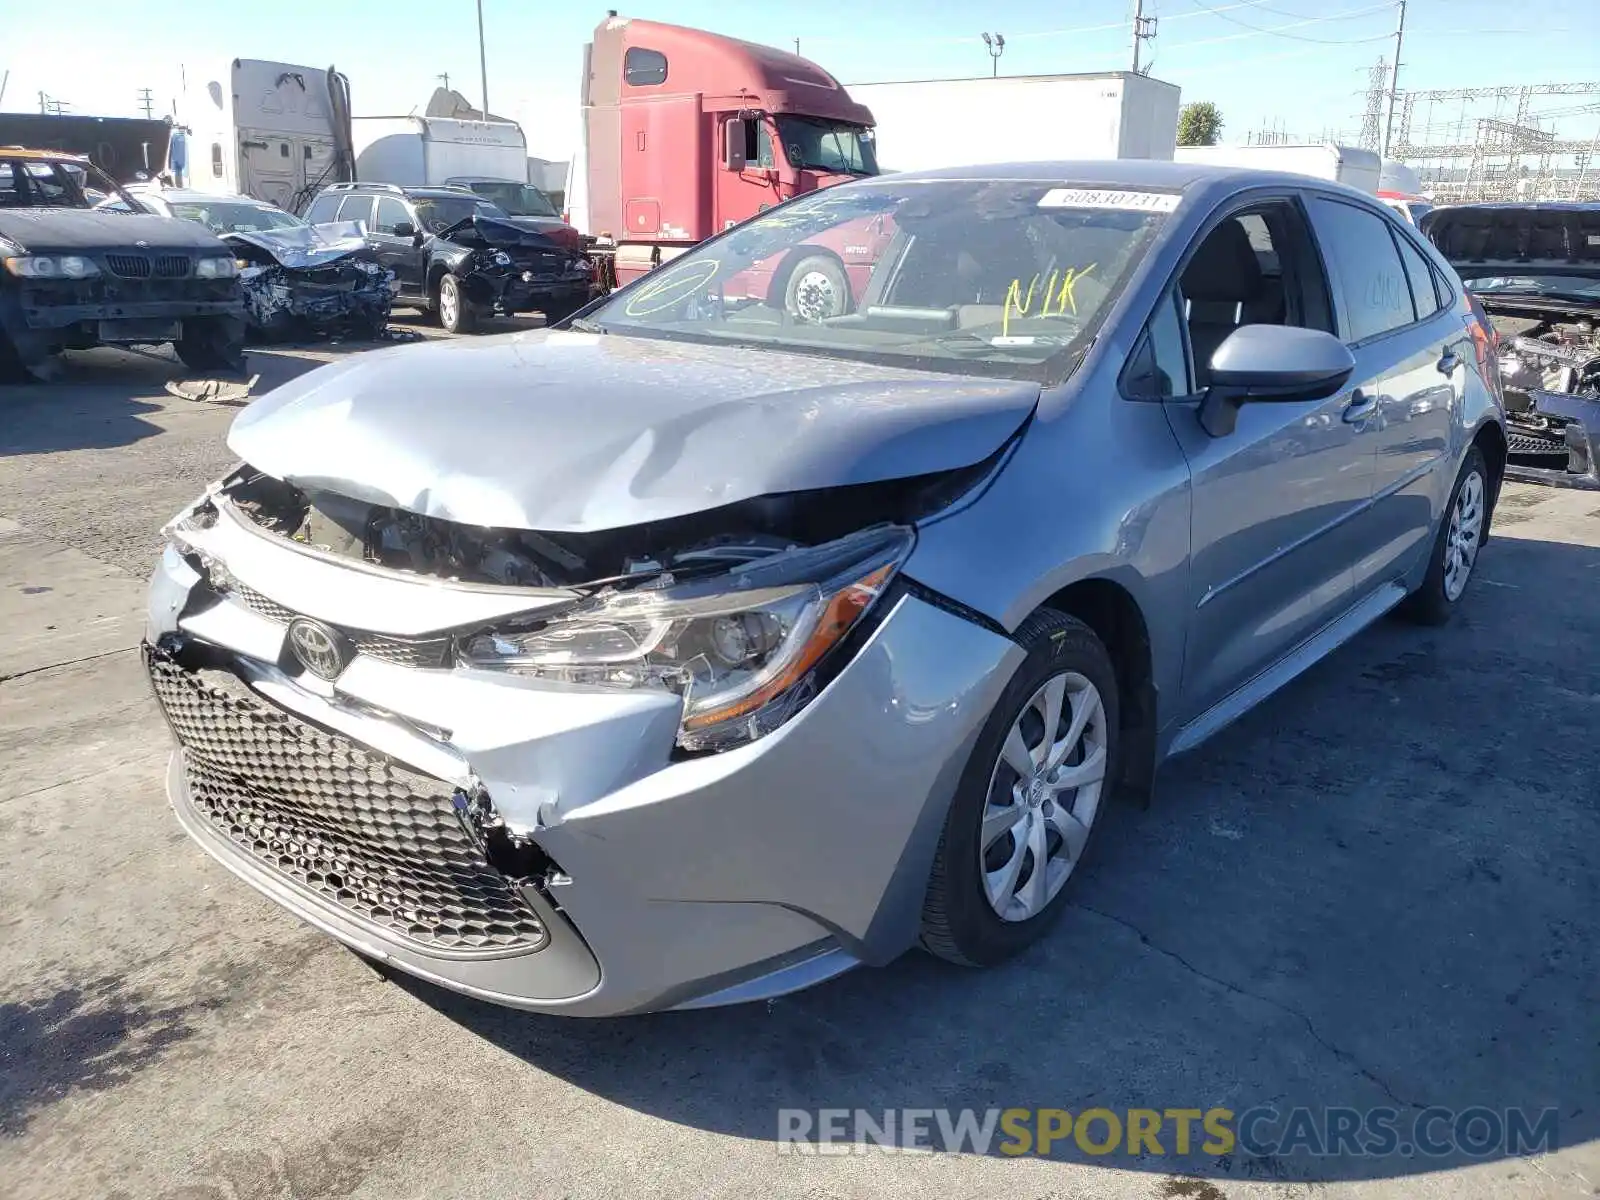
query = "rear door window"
xmin=1393 ymin=230 xmax=1442 ymax=320
xmin=336 ymin=195 xmax=376 ymax=229
xmin=1307 ymin=197 xmax=1416 ymax=343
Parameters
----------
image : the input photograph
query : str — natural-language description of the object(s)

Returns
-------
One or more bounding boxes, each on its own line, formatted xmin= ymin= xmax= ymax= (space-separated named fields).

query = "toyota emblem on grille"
xmin=287 ymin=618 xmax=348 ymax=680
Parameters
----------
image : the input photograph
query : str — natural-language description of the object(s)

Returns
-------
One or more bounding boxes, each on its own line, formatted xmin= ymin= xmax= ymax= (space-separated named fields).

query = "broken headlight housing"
xmin=458 ymin=525 xmax=913 ymax=752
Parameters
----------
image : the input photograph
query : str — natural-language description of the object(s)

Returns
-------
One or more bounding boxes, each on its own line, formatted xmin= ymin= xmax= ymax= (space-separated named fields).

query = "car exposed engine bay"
xmin=1483 ymin=301 xmax=1600 ymax=482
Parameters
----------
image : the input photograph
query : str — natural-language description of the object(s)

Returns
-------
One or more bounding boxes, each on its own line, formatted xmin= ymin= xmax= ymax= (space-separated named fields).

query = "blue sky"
xmin=4 ymin=0 xmax=1597 ymax=161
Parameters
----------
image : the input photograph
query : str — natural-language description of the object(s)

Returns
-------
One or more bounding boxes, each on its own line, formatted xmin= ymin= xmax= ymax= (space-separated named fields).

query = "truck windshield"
xmin=774 ymin=116 xmax=879 ymax=176
xmin=461 ymin=182 xmax=560 ymax=218
xmin=584 ymin=178 xmax=1172 ymax=382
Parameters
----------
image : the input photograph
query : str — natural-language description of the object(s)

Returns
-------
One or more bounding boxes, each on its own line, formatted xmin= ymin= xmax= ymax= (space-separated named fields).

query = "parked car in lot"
xmin=303 ymin=181 xmax=596 ymax=333
xmin=1421 ymin=201 xmax=1600 ymax=488
xmin=146 ymin=161 xmax=1505 ymax=1016
xmin=0 ymin=148 xmax=244 ymax=379
xmin=100 ymin=185 xmax=397 ymax=341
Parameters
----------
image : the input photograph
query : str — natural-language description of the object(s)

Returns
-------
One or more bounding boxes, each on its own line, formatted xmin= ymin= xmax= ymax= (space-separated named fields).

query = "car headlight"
xmin=3 ymin=254 xmax=99 ymax=278
xmin=458 ymin=525 xmax=913 ymax=751
xmin=195 ymin=256 xmax=239 ymax=279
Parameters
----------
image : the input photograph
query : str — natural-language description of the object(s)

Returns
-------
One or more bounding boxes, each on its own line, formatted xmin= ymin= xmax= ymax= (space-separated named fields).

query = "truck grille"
xmin=147 ymin=645 xmax=548 ymax=953
xmin=226 ymin=582 xmax=452 ymax=669
xmin=105 ymin=254 xmax=151 ymax=278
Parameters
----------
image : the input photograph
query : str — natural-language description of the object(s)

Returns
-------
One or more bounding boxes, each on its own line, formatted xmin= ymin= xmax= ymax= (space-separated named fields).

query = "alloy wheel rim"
xmin=980 ymin=670 xmax=1108 ymax=922
xmin=1443 ymin=469 xmax=1484 ymax=602
xmin=440 ymin=279 xmax=458 ymax=326
xmin=793 ymin=271 xmax=839 ymax=322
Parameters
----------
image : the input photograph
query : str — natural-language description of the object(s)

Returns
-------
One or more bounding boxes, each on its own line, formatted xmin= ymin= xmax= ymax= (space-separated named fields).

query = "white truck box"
xmin=353 ymin=116 xmax=528 ymax=187
xmin=846 ymin=72 xmax=1181 ymax=172
xmin=1174 ymin=143 xmax=1381 ymax=193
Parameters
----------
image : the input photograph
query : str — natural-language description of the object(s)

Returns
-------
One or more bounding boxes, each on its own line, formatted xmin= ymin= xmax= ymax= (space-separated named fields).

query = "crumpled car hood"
xmin=228 ymin=330 xmax=1039 ymax=532
xmin=221 ymin=220 xmax=371 ymax=269
xmin=437 ymin=213 xmax=584 ymax=252
xmin=1423 ymin=203 xmax=1600 ymax=280
xmin=0 ymin=208 xmax=225 ymax=253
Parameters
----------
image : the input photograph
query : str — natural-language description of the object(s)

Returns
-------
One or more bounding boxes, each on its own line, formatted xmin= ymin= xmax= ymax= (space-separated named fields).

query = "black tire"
xmin=437 ymin=273 xmax=477 ymax=335
xmin=1398 ymin=445 xmax=1490 ymax=626
xmin=782 ymin=253 xmax=850 ymax=322
xmin=174 ymin=316 xmax=246 ymax=373
xmin=921 ymin=609 xmax=1120 ymax=967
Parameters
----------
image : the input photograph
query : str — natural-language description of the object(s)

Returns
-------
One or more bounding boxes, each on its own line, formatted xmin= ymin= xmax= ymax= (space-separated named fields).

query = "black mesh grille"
xmin=105 ymin=254 xmax=151 ymax=278
xmin=147 ymin=646 xmax=547 ymax=953
xmin=154 ymin=254 xmax=191 ymax=278
xmin=226 ymin=584 xmax=451 ymax=669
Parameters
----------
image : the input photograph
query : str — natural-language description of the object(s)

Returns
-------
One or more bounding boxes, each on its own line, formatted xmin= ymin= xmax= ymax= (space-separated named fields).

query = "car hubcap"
xmin=980 ymin=670 xmax=1108 ymax=922
xmin=792 ymin=271 xmax=840 ymax=322
xmin=1443 ymin=469 xmax=1484 ymax=602
xmin=441 ymin=281 xmax=458 ymax=326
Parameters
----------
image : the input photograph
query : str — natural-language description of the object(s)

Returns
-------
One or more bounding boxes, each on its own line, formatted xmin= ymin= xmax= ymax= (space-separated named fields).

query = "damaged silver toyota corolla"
xmin=146 ymin=163 xmax=1504 ymax=1015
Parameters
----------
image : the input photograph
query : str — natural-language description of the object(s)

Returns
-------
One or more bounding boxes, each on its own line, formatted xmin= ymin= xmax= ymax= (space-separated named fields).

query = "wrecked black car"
xmin=224 ymin=222 xmax=394 ymax=342
xmin=1423 ymin=202 xmax=1600 ymax=488
xmin=303 ymin=183 xmax=597 ymax=335
xmin=0 ymin=149 xmax=245 ymax=380
xmin=102 ymin=188 xmax=397 ymax=342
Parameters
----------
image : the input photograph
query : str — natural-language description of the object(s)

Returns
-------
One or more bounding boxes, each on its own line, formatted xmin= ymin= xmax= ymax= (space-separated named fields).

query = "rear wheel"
xmin=921 ymin=609 xmax=1119 ymax=967
xmin=437 ymin=273 xmax=477 ymax=335
xmin=1399 ymin=445 xmax=1489 ymax=625
xmin=174 ymin=316 xmax=246 ymax=373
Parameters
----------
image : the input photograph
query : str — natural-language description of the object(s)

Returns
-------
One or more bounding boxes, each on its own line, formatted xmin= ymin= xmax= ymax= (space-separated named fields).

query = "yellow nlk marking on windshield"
xmin=1001 ymin=263 xmax=1097 ymax=337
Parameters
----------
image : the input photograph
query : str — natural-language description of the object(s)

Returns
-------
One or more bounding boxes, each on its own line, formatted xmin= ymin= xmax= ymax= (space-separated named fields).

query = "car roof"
xmin=0 ymin=146 xmax=90 ymax=163
xmin=873 ymin=158 xmax=1386 ymax=202
xmin=129 ymin=186 xmax=279 ymax=206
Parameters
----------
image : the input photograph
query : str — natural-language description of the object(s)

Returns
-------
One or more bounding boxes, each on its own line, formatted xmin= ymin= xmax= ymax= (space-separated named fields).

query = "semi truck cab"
xmin=578 ymin=15 xmax=879 ymax=289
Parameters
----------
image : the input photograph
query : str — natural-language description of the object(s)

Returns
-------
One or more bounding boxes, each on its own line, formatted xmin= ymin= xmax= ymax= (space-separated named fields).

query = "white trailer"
xmin=846 ymin=72 xmax=1181 ymax=172
xmin=352 ymin=116 xmax=528 ymax=187
xmin=1174 ymin=143 xmax=1381 ymax=193
xmin=179 ymin=59 xmax=349 ymax=211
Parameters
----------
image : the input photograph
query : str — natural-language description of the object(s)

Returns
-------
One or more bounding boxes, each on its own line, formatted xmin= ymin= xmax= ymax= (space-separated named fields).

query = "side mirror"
xmin=391 ymin=221 xmax=415 ymax=238
xmin=723 ymin=118 xmax=747 ymax=172
xmin=1198 ymin=325 xmax=1355 ymax=438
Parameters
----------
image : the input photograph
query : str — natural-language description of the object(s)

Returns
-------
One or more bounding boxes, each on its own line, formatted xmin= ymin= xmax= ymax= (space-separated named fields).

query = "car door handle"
xmin=1342 ymin=389 xmax=1380 ymax=424
xmin=1437 ymin=347 xmax=1462 ymax=375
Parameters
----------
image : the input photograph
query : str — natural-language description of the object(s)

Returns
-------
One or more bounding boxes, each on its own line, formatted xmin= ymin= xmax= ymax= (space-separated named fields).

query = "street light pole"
xmin=476 ymin=0 xmax=490 ymax=118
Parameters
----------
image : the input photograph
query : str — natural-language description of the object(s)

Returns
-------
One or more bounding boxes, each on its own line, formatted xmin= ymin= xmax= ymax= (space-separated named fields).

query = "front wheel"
xmin=921 ymin=609 xmax=1119 ymax=967
xmin=782 ymin=254 xmax=850 ymax=323
xmin=437 ymin=273 xmax=477 ymax=335
xmin=1398 ymin=445 xmax=1490 ymax=626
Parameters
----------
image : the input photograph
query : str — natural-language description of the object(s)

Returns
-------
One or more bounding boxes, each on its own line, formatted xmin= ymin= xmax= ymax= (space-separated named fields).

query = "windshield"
xmin=414 ymin=195 xmax=508 ymax=234
xmin=461 ymin=181 xmax=559 ymax=218
xmin=584 ymin=178 xmax=1172 ymax=381
xmin=0 ymin=159 xmax=91 ymax=208
xmin=1463 ymin=273 xmax=1600 ymax=301
xmin=170 ymin=201 xmax=304 ymax=233
xmin=774 ymin=116 xmax=879 ymax=176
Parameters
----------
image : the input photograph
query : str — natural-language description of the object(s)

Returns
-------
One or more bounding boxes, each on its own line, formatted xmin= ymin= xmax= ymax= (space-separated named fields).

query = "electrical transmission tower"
xmin=1358 ymin=58 xmax=1388 ymax=151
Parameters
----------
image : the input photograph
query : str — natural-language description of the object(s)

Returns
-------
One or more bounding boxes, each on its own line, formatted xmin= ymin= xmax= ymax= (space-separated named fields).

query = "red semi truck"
xmin=570 ymin=14 xmax=886 ymax=313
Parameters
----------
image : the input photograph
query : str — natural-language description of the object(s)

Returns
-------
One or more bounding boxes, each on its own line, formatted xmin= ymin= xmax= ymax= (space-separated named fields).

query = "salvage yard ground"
xmin=2 ymin=334 xmax=1598 ymax=1200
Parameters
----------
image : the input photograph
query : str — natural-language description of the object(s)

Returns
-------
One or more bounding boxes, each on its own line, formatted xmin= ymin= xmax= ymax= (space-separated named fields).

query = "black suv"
xmin=304 ymin=182 xmax=596 ymax=334
xmin=1 ymin=149 xmax=245 ymax=380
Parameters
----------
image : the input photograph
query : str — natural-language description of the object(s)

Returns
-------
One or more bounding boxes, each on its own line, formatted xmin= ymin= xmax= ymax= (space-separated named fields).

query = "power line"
xmin=1182 ymin=0 xmax=1395 ymax=45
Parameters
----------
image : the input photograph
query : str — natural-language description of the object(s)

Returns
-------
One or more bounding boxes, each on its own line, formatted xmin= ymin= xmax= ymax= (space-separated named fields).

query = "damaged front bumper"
xmin=1505 ymin=389 xmax=1600 ymax=489
xmin=239 ymin=260 xmax=394 ymax=339
xmin=143 ymin=504 xmax=1022 ymax=1016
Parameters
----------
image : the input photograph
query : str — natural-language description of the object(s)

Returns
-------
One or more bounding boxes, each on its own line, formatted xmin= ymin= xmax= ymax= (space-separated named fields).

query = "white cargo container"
xmin=1174 ymin=143 xmax=1381 ymax=193
xmin=847 ymin=72 xmax=1181 ymax=172
xmin=179 ymin=59 xmax=349 ymax=211
xmin=352 ymin=115 xmax=528 ymax=188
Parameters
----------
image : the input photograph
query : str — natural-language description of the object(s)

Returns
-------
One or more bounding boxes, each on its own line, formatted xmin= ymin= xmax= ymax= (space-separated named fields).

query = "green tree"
xmin=1177 ymin=101 xmax=1224 ymax=147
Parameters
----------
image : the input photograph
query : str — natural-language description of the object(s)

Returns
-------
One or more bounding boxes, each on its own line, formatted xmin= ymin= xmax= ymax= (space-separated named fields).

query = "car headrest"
xmin=1182 ymin=220 xmax=1263 ymax=304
